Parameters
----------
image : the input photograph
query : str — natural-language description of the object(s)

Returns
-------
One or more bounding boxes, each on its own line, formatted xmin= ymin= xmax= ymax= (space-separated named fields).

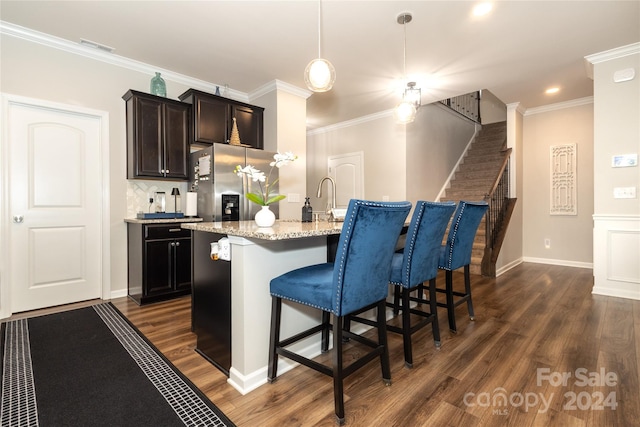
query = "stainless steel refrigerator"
xmin=189 ymin=144 xmax=278 ymax=222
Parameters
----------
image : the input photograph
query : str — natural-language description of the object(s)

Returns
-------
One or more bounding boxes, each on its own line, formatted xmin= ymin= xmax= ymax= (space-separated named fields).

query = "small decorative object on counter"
xmin=150 ymin=72 xmax=166 ymax=97
xmin=254 ymin=205 xmax=276 ymax=227
xmin=302 ymin=197 xmax=313 ymax=222
xmin=229 ymin=117 xmax=241 ymax=145
xmin=215 ymin=86 xmax=221 ymax=96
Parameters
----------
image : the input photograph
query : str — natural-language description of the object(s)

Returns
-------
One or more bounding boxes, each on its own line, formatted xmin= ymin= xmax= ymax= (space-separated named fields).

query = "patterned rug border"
xmin=1 ymin=302 xmax=235 ymax=427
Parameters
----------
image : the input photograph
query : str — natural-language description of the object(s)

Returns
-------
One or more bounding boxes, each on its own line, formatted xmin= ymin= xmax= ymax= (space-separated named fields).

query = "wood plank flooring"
xmin=11 ymin=262 xmax=639 ymax=426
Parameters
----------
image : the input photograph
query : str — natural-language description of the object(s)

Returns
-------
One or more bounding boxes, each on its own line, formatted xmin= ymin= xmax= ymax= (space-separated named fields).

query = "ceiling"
xmin=1 ymin=1 xmax=638 ymax=129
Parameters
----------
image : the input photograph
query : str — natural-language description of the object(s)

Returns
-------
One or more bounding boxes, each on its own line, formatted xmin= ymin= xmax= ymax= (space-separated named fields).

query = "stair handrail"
xmin=485 ymin=148 xmax=512 ymax=200
xmin=483 ymin=148 xmax=512 ymax=250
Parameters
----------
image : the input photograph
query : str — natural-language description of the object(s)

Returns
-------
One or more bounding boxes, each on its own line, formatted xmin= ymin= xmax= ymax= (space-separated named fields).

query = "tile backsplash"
xmin=126 ymin=180 xmax=189 ymax=218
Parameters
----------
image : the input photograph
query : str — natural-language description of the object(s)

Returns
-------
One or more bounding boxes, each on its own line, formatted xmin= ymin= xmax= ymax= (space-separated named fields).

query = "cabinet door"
xmin=174 ymin=237 xmax=192 ymax=291
xmin=144 ymin=239 xmax=174 ymax=296
xmin=194 ymin=96 xmax=229 ymax=144
xmin=163 ymin=103 xmax=190 ymax=180
xmin=232 ymin=104 xmax=264 ymax=149
xmin=134 ymin=97 xmax=164 ymax=178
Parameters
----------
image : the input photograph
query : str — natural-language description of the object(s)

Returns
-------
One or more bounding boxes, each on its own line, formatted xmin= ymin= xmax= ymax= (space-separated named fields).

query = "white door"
xmin=5 ymin=98 xmax=103 ymax=313
xmin=328 ymin=152 xmax=364 ymax=208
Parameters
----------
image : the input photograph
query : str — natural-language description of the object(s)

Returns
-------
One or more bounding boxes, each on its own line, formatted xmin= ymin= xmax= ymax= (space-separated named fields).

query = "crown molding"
xmin=307 ymin=109 xmax=394 ymax=136
xmin=584 ymin=42 xmax=640 ymax=79
xmin=524 ymin=97 xmax=593 ymax=116
xmin=506 ymin=102 xmax=526 ymax=115
xmin=0 ymin=20 xmax=249 ymax=102
xmin=249 ymin=79 xmax=312 ymax=102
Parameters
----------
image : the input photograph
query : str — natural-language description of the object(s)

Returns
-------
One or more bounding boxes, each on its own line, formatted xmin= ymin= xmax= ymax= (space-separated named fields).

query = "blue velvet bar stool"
xmin=267 ymin=199 xmax=411 ymax=425
xmin=347 ymin=201 xmax=455 ymax=368
xmin=432 ymin=200 xmax=489 ymax=333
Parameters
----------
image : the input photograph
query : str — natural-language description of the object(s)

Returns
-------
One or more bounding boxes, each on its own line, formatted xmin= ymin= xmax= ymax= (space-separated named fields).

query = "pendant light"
xmin=304 ymin=0 xmax=336 ymax=92
xmin=394 ymin=12 xmax=421 ymax=124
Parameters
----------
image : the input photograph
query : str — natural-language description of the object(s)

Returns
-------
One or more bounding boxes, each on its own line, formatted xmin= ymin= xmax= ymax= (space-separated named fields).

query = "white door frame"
xmin=0 ymin=94 xmax=111 ymax=319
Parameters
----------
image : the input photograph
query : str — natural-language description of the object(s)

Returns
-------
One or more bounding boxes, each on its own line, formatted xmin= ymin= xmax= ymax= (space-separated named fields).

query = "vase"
xmin=150 ymin=72 xmax=166 ymax=97
xmin=254 ymin=205 xmax=275 ymax=227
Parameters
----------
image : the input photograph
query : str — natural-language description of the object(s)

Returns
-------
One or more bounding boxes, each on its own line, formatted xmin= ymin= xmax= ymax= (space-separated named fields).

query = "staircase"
xmin=440 ymin=121 xmax=516 ymax=277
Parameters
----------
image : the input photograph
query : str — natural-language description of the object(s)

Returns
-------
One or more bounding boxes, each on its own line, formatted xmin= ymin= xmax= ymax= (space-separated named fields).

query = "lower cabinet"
xmin=127 ymin=222 xmax=191 ymax=305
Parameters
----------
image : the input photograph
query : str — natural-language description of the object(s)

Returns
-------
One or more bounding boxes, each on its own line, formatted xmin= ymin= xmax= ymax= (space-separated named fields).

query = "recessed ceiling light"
xmin=546 ymin=87 xmax=560 ymax=94
xmin=79 ymin=38 xmax=115 ymax=53
xmin=473 ymin=2 xmax=493 ymax=16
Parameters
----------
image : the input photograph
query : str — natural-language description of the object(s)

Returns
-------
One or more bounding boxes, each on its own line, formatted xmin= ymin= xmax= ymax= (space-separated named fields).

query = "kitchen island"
xmin=181 ymin=220 xmax=344 ymax=395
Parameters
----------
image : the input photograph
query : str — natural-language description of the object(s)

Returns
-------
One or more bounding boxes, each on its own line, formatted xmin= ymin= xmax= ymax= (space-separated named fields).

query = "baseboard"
xmin=110 ymin=288 xmax=128 ymax=300
xmin=522 ymin=257 xmax=593 ymax=270
xmin=495 ymin=258 xmax=524 ymax=276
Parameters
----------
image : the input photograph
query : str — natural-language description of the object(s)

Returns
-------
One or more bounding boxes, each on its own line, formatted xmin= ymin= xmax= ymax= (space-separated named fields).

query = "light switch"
xmin=613 ymin=187 xmax=637 ymax=199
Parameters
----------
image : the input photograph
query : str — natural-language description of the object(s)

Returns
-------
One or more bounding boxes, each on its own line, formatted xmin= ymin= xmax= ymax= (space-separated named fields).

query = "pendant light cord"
xmin=317 ymin=0 xmax=322 ymax=58
xmin=403 ymin=15 xmax=407 ymax=79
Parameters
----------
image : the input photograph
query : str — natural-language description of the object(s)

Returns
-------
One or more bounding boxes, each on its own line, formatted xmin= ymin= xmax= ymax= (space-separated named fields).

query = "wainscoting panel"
xmin=593 ymin=215 xmax=640 ymax=300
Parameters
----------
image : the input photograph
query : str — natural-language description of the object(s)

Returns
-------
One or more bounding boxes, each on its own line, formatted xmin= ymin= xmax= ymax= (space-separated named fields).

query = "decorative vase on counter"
xmin=254 ymin=205 xmax=276 ymax=227
xmin=150 ymin=72 xmax=166 ymax=97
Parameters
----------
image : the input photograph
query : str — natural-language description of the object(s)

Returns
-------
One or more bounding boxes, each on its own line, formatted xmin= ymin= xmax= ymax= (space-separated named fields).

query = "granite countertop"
xmin=124 ymin=217 xmax=204 ymax=224
xmin=181 ymin=220 xmax=344 ymax=241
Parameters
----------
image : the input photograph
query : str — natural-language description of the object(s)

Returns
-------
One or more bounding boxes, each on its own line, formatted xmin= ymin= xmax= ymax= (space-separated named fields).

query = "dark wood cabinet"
xmin=123 ymin=90 xmax=191 ymax=180
xmin=127 ymin=222 xmax=191 ymax=305
xmin=179 ymin=89 xmax=264 ymax=149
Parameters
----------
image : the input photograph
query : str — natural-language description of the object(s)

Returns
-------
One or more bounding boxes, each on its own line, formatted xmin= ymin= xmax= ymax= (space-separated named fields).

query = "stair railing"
xmin=483 ymin=148 xmax=512 ymax=253
xmin=439 ymin=91 xmax=481 ymax=123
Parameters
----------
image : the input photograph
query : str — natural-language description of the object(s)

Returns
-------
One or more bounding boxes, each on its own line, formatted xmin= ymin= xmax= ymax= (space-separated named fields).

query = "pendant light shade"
xmin=305 ymin=0 xmax=335 ymax=92
xmin=305 ymin=58 xmax=336 ymax=92
xmin=394 ymin=99 xmax=417 ymax=124
xmin=394 ymin=12 xmax=420 ymax=124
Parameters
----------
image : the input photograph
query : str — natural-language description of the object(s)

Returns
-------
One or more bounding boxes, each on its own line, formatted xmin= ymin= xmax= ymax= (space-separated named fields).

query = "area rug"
xmin=0 ymin=303 xmax=235 ymax=427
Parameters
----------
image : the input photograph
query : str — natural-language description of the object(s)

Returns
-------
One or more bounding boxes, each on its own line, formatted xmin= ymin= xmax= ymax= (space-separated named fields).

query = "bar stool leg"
xmin=465 ymin=265 xmax=475 ymax=321
xmin=445 ymin=270 xmax=457 ymax=333
xmin=268 ymin=297 xmax=282 ymax=382
xmin=428 ymin=278 xmax=441 ymax=347
xmin=332 ymin=316 xmax=345 ymax=425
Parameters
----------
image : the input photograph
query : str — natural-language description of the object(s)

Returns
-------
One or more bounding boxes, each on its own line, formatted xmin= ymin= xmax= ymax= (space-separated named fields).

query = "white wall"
xmin=306 ymin=112 xmax=407 ymax=208
xmin=522 ymin=100 xmax=595 ymax=266
xmin=496 ymin=105 xmax=524 ymax=273
xmin=407 ymin=104 xmax=476 ymax=203
xmin=590 ymin=46 xmax=640 ymax=299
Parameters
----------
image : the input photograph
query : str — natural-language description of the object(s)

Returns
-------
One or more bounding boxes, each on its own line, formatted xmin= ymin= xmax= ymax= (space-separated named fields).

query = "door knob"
xmin=13 ymin=215 xmax=24 ymax=223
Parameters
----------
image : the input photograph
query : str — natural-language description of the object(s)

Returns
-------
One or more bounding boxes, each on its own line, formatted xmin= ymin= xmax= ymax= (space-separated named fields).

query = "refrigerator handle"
xmin=242 ymin=173 xmax=249 ymax=221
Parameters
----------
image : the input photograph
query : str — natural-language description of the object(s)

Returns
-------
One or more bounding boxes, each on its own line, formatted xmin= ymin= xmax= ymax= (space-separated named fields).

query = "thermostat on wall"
xmin=611 ymin=153 xmax=638 ymax=167
xmin=613 ymin=68 xmax=635 ymax=83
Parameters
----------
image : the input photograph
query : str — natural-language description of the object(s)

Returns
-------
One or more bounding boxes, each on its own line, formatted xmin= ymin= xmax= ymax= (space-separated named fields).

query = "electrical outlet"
xmin=544 ymin=238 xmax=551 ymax=249
xmin=288 ymin=193 xmax=300 ymax=203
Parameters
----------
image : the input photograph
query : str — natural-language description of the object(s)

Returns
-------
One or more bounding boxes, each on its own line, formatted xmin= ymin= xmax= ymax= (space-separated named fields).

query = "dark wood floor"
xmin=13 ymin=263 xmax=640 ymax=426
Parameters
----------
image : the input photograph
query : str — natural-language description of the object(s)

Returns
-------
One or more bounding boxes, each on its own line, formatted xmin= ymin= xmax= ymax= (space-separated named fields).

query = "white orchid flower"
xmin=270 ymin=151 xmax=298 ymax=168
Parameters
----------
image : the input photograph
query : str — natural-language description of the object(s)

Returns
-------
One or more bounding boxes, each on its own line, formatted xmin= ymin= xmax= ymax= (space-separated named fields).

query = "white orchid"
xmin=234 ymin=165 xmax=266 ymax=183
xmin=270 ymin=151 xmax=297 ymax=168
xmin=235 ymin=152 xmax=297 ymax=206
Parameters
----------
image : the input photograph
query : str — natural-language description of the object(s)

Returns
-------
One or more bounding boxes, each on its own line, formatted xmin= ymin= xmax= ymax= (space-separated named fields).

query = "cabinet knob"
xmin=165 ymin=169 xmax=170 ymax=174
xmin=175 ymin=241 xmax=180 ymax=247
xmin=170 ymin=242 xmax=176 ymax=247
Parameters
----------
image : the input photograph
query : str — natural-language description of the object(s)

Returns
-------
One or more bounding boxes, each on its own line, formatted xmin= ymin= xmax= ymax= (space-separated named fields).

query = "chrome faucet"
xmin=316 ymin=176 xmax=337 ymax=220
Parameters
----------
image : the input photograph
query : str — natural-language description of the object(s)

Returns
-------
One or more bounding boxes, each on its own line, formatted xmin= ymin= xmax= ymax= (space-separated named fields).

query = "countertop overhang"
xmin=181 ymin=220 xmax=344 ymax=241
xmin=124 ymin=217 xmax=203 ymax=224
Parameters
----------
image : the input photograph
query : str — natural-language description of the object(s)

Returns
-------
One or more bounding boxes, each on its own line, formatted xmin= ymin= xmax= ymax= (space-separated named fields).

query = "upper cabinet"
xmin=179 ymin=89 xmax=264 ymax=149
xmin=123 ymin=90 xmax=191 ymax=181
